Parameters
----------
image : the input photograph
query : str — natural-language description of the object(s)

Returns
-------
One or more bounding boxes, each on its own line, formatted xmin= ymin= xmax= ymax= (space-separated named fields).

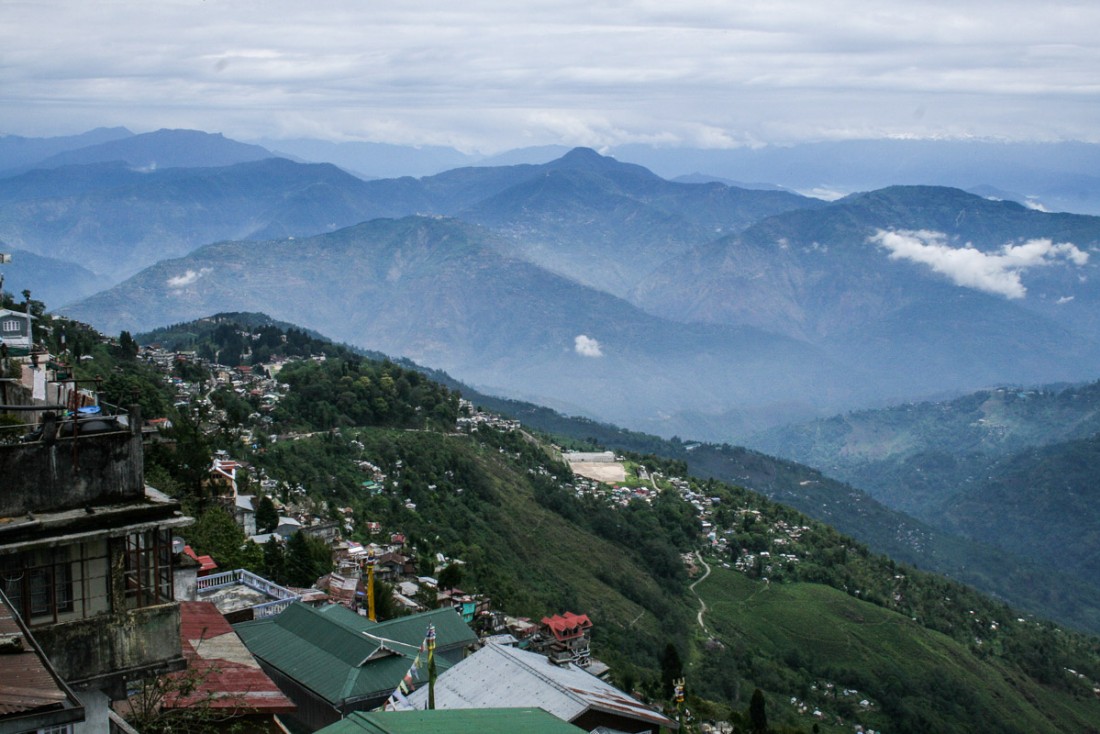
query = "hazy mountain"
xmin=62 ymin=215 xmax=846 ymax=429
xmin=25 ymin=128 xmax=279 ymax=171
xmin=609 ymin=139 xmax=1100 ymax=215
xmin=0 ymin=127 xmax=133 ymax=172
xmin=0 ymin=248 xmax=100 ymax=307
xmin=745 ymin=380 xmax=1100 ymax=611
xmin=630 ymin=186 xmax=1100 ymax=418
xmin=457 ymin=147 xmax=823 ymax=295
xmin=255 ymin=137 xmax=475 ymax=179
xmin=0 ymin=158 xmax=396 ymax=279
xmin=0 ymin=146 xmax=820 ymax=289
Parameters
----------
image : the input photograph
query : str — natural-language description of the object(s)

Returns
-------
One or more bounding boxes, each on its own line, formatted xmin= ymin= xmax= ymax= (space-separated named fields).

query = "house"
xmin=0 ymin=405 xmax=193 ymax=731
xmin=540 ymin=612 xmax=593 ymax=666
xmin=315 ymin=708 xmax=586 ymax=734
xmin=234 ymin=494 xmax=257 ymax=536
xmin=274 ymin=516 xmax=303 ymax=540
xmin=404 ymin=642 xmax=676 ymax=734
xmin=0 ymin=308 xmax=34 ymax=354
xmin=233 ymin=602 xmax=477 ymax=730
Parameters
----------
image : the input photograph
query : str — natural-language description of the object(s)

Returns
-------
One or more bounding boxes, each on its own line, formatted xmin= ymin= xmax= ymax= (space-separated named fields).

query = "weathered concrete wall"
xmin=0 ymin=429 xmax=144 ymax=515
xmin=34 ymin=603 xmax=184 ymax=690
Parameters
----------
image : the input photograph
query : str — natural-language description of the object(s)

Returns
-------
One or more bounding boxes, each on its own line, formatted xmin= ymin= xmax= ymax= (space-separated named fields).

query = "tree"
xmin=437 ymin=563 xmax=464 ymax=591
xmin=261 ymin=537 xmax=286 ymax=582
xmin=187 ymin=506 xmax=247 ymax=570
xmin=118 ymin=330 xmax=139 ymax=360
xmin=255 ymin=495 xmax=279 ymax=534
xmin=660 ymin=642 xmax=684 ymax=696
xmin=749 ymin=688 xmax=768 ymax=734
xmin=284 ymin=531 xmax=332 ymax=587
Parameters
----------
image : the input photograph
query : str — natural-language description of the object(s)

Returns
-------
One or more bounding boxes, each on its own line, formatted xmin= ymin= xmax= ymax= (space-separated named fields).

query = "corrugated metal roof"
xmin=169 ymin=601 xmax=295 ymax=714
xmin=0 ymin=593 xmax=83 ymax=726
xmin=234 ymin=603 xmax=472 ymax=705
xmin=405 ymin=643 xmax=675 ymax=731
xmin=316 ymin=707 xmax=586 ymax=734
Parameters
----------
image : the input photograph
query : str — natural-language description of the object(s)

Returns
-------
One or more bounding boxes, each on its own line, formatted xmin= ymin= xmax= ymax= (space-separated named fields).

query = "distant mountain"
xmin=609 ymin=139 xmax=1100 ymax=215
xmin=1 ymin=146 xmax=822 ymax=289
xmin=0 ymin=158 xmax=393 ymax=279
xmin=62 ymin=215 xmax=842 ymax=430
xmin=0 ymin=127 xmax=133 ymax=172
xmin=941 ymin=434 xmax=1100 ymax=586
xmin=0 ymin=248 xmax=100 ymax=307
xmin=746 ymin=380 xmax=1100 ymax=613
xmin=630 ymin=186 xmax=1100 ymax=417
xmin=256 ymin=137 xmax=475 ymax=179
xmin=25 ymin=128 xmax=278 ymax=171
xmin=457 ymin=148 xmax=823 ymax=296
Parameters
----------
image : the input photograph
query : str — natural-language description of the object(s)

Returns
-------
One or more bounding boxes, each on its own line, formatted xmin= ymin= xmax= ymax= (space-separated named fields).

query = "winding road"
xmin=690 ymin=551 xmax=712 ymax=634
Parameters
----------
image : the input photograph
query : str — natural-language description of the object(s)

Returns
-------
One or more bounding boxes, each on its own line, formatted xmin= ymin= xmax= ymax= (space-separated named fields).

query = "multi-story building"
xmin=0 ymin=401 xmax=193 ymax=731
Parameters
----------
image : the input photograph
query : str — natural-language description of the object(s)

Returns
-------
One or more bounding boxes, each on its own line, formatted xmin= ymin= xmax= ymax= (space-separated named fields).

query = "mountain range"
xmin=31 ymin=132 xmax=1097 ymax=440
xmin=747 ymin=381 xmax=1100 ymax=607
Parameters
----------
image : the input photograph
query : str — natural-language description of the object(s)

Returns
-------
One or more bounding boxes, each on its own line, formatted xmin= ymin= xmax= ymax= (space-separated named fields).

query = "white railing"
xmin=195 ymin=568 xmax=300 ymax=613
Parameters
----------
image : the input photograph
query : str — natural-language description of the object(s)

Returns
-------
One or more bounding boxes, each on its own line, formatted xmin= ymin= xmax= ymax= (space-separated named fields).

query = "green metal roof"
xmin=233 ymin=603 xmax=473 ymax=705
xmin=315 ymin=708 xmax=586 ymax=734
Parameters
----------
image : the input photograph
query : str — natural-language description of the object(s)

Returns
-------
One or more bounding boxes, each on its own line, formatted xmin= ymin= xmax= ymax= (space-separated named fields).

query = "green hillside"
xmin=696 ymin=568 xmax=1100 ymax=734
xmin=46 ymin=311 xmax=1098 ymax=732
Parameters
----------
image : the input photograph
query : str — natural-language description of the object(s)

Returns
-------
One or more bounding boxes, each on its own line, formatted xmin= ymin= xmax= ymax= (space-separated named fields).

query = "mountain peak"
xmin=545 ymin=146 xmax=659 ymax=179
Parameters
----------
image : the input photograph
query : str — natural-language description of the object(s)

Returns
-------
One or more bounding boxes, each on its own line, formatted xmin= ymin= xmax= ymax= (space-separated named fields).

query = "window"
xmin=1 ymin=318 xmax=20 ymax=333
xmin=120 ymin=529 xmax=173 ymax=608
xmin=0 ymin=548 xmax=73 ymax=624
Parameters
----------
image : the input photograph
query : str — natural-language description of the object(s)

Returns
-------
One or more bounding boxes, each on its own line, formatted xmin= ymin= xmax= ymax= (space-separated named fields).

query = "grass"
xmin=692 ymin=565 xmax=1100 ymax=734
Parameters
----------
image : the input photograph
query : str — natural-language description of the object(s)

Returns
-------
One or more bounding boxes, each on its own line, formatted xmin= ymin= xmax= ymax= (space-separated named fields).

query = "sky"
xmin=2 ymin=0 xmax=1099 ymax=153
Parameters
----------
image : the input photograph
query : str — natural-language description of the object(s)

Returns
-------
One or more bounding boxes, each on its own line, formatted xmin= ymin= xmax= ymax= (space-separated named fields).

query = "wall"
xmin=0 ymin=427 xmax=143 ymax=515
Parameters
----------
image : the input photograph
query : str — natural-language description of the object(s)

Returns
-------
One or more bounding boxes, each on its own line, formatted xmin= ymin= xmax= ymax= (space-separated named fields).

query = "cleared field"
xmin=568 ymin=460 xmax=627 ymax=483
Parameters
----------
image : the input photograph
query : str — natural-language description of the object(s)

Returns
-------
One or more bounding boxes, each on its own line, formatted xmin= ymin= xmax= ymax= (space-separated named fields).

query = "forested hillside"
xmin=63 ymin=313 xmax=1094 ymax=732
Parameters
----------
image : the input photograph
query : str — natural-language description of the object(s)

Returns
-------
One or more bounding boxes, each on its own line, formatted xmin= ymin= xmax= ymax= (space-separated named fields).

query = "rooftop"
xmin=404 ymin=642 xmax=675 ymax=731
xmin=316 ymin=708 xmax=586 ymax=734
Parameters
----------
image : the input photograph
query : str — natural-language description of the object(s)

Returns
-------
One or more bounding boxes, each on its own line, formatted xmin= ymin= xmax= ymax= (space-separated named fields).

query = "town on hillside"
xmin=4 ymin=308 xmax=1095 ymax=734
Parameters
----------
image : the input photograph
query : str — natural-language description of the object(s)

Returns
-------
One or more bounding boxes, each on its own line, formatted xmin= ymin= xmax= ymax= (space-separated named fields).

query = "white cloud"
xmin=574 ymin=334 xmax=604 ymax=357
xmin=870 ymin=229 xmax=1089 ymax=299
xmin=166 ymin=268 xmax=211 ymax=288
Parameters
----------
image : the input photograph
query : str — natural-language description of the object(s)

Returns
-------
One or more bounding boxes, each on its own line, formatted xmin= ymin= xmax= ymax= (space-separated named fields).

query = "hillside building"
xmin=0 ymin=402 xmax=193 ymax=732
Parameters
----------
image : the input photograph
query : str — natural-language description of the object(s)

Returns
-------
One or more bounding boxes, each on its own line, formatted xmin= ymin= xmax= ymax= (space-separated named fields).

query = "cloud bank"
xmin=574 ymin=334 xmax=604 ymax=357
xmin=870 ymin=229 xmax=1088 ymax=299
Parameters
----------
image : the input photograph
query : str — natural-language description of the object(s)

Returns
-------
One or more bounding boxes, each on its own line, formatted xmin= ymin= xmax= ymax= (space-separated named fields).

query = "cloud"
xmin=870 ymin=229 xmax=1089 ymax=299
xmin=166 ymin=268 xmax=211 ymax=288
xmin=4 ymin=2 xmax=1100 ymax=149
xmin=574 ymin=334 xmax=604 ymax=358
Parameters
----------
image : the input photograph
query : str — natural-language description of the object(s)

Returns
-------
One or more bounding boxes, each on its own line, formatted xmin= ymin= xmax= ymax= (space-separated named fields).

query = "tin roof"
xmin=169 ymin=601 xmax=296 ymax=714
xmin=405 ymin=643 xmax=675 ymax=731
xmin=316 ymin=707 xmax=586 ymax=734
xmin=0 ymin=592 xmax=84 ymax=728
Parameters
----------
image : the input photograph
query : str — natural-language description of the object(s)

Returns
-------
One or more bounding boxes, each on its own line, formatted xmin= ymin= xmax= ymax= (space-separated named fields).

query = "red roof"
xmin=183 ymin=545 xmax=218 ymax=573
xmin=169 ymin=602 xmax=296 ymax=714
xmin=541 ymin=612 xmax=592 ymax=641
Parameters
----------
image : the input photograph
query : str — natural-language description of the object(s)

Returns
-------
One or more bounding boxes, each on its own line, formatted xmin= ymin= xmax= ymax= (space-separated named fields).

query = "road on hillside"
xmin=691 ymin=551 xmax=712 ymax=634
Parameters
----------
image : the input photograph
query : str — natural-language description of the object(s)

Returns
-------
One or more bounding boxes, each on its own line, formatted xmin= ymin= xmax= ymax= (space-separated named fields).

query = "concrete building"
xmin=0 ymin=405 xmax=193 ymax=732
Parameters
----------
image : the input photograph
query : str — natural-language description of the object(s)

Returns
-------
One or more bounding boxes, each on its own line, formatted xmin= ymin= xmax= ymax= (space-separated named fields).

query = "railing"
xmin=253 ymin=597 xmax=298 ymax=618
xmin=195 ymin=568 xmax=300 ymax=614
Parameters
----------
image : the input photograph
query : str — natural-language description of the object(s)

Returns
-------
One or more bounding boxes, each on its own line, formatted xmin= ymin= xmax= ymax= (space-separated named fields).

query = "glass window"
xmin=121 ymin=529 xmax=174 ymax=609
xmin=0 ymin=548 xmax=73 ymax=623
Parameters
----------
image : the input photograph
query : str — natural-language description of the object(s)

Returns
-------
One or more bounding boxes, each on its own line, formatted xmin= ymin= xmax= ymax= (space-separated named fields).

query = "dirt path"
xmin=690 ymin=551 xmax=712 ymax=634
